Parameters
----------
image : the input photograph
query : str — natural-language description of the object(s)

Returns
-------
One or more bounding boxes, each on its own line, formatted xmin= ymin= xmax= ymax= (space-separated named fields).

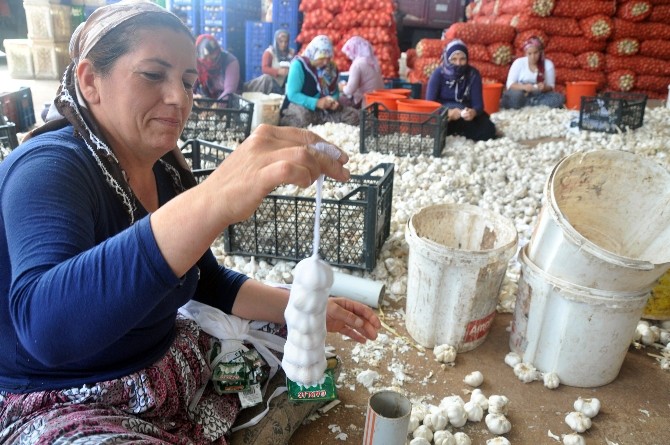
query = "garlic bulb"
xmin=433 ymin=429 xmax=456 ymax=445
xmin=488 ymin=395 xmax=510 ymax=415
xmin=413 ymin=424 xmax=434 ymax=442
xmin=563 ymin=433 xmax=586 ymax=445
xmin=543 ymin=372 xmax=561 ymax=389
xmin=408 ymin=414 xmax=421 ymax=434
xmin=565 ymin=411 xmax=592 ymax=433
xmin=573 ymin=397 xmax=601 ymax=418
xmin=282 ymin=256 xmax=332 ymax=386
xmin=486 ymin=437 xmax=511 ymax=445
xmin=410 ymin=438 xmax=431 ymax=445
xmin=423 ymin=408 xmax=448 ymax=432
xmin=411 ymin=403 xmax=430 ymax=423
xmin=636 ymin=321 xmax=659 ymax=345
xmin=434 ymin=344 xmax=457 ymax=364
xmin=485 ymin=413 xmax=512 ymax=435
xmin=470 ymin=388 xmax=489 ymax=410
xmin=463 ymin=370 xmax=484 ymax=387
xmin=440 ymin=396 xmax=468 ymax=428
xmin=453 ymin=432 xmax=472 ymax=445
xmin=513 ymin=362 xmax=539 ymax=383
xmin=464 ymin=400 xmax=484 ymax=422
xmin=504 ymin=351 xmax=522 ymax=368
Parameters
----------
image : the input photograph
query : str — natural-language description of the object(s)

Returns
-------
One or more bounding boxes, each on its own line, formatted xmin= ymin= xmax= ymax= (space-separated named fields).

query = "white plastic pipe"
xmin=330 ymin=272 xmax=385 ymax=308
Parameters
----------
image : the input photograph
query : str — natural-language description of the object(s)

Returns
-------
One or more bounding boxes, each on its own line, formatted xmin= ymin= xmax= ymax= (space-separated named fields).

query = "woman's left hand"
xmin=461 ymin=107 xmax=476 ymax=121
xmin=326 ymin=297 xmax=381 ymax=343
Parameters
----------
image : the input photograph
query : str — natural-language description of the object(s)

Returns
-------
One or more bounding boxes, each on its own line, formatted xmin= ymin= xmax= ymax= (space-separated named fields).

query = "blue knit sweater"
xmin=0 ymin=126 xmax=247 ymax=393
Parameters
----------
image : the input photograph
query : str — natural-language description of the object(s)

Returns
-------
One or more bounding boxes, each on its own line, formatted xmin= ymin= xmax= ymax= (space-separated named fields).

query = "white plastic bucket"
xmin=510 ymin=246 xmax=650 ymax=387
xmin=405 ymin=204 xmax=518 ymax=351
xmin=527 ymin=150 xmax=670 ymax=293
xmin=241 ymin=92 xmax=283 ymax=130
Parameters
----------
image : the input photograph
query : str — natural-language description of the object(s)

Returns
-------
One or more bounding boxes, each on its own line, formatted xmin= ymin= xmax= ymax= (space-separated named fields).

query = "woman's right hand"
xmin=317 ymin=96 xmax=335 ymax=110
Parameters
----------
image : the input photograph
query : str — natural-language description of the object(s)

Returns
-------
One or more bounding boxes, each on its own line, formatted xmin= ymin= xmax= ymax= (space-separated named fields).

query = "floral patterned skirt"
xmin=0 ymin=318 xmax=247 ymax=445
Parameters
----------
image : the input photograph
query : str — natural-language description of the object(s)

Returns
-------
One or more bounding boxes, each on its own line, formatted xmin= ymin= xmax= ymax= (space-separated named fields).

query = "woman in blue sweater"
xmin=279 ymin=35 xmax=360 ymax=127
xmin=426 ymin=39 xmax=497 ymax=141
xmin=0 ymin=1 xmax=380 ymax=443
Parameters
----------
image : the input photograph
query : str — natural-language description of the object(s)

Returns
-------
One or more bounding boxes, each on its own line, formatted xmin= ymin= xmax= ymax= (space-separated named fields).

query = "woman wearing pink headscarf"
xmin=339 ymin=36 xmax=384 ymax=108
xmin=501 ymin=36 xmax=565 ymax=109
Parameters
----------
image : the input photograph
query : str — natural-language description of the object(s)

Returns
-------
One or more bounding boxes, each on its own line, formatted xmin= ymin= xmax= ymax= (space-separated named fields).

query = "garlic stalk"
xmin=485 ymin=413 xmax=512 ymax=435
xmin=565 ymin=411 xmax=592 ymax=433
xmin=573 ymin=397 xmax=601 ymax=418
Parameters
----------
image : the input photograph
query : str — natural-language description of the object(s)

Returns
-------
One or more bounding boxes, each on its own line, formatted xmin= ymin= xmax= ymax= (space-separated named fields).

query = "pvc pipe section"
xmin=330 ymin=272 xmax=385 ymax=308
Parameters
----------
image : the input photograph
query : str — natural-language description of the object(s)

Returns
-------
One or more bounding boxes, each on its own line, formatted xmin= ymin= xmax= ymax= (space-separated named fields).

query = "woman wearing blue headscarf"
xmin=426 ymin=39 xmax=497 ymax=141
xmin=279 ymin=35 xmax=359 ymax=127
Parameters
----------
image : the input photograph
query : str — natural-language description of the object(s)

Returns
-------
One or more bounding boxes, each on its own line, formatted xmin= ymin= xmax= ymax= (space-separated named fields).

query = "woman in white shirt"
xmin=501 ymin=36 xmax=565 ymax=109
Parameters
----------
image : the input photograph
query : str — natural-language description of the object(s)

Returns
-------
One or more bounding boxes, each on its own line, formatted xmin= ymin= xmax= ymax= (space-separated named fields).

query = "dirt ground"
xmin=290 ymin=298 xmax=670 ymax=445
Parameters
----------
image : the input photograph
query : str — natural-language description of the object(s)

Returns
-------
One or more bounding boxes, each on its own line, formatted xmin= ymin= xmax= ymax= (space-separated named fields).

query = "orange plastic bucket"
xmin=396 ymin=98 xmax=442 ymax=114
xmin=566 ymin=81 xmax=598 ymax=110
xmin=364 ymin=92 xmax=405 ymax=111
xmin=482 ymin=83 xmax=503 ymax=115
xmin=380 ymin=88 xmax=412 ymax=98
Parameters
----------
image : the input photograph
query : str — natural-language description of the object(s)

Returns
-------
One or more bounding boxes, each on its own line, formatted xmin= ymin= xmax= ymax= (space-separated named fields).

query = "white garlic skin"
xmin=486 ymin=437 xmax=511 ymax=445
xmin=485 ymin=413 xmax=512 ymax=435
xmin=573 ymin=397 xmax=601 ymax=418
xmin=565 ymin=411 xmax=592 ymax=433
xmin=463 ymin=370 xmax=484 ymax=387
xmin=563 ymin=433 xmax=586 ymax=445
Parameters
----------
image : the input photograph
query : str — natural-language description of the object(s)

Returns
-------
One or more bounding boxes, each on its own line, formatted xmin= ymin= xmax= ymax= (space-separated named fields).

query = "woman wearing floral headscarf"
xmin=339 ymin=35 xmax=384 ymax=108
xmin=279 ymin=35 xmax=360 ymax=127
xmin=0 ymin=1 xmax=380 ymax=442
xmin=244 ymin=29 xmax=296 ymax=94
xmin=501 ymin=36 xmax=565 ymax=109
xmin=194 ymin=33 xmax=241 ymax=100
xmin=426 ymin=39 xmax=497 ymax=141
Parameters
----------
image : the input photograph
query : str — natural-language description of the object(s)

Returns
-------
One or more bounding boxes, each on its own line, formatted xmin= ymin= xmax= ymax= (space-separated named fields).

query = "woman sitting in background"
xmin=426 ymin=39 xmax=497 ymax=141
xmin=339 ymin=36 xmax=384 ymax=108
xmin=244 ymin=29 xmax=295 ymax=95
xmin=279 ymin=34 xmax=359 ymax=127
xmin=501 ymin=36 xmax=565 ymax=109
xmin=193 ymin=34 xmax=240 ymax=100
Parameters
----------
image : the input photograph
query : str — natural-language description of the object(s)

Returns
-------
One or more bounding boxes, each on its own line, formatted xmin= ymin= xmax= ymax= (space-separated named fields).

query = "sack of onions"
xmin=616 ymin=1 xmax=653 ymax=22
xmin=488 ymin=42 xmax=514 ymax=65
xmin=607 ymin=70 xmax=636 ymax=91
xmin=579 ymin=15 xmax=613 ymax=41
xmin=544 ymin=36 xmax=606 ymax=54
xmin=639 ymin=39 xmax=670 ymax=60
xmin=552 ymin=0 xmax=616 ymax=18
xmin=545 ymin=52 xmax=579 ymax=69
xmin=606 ymin=38 xmax=640 ymax=56
xmin=635 ymin=74 xmax=670 ymax=92
xmin=649 ymin=5 xmax=670 ymax=23
xmin=443 ymin=23 xmax=516 ymax=45
xmin=499 ymin=0 xmax=555 ymax=17
xmin=514 ymin=16 xmax=582 ymax=36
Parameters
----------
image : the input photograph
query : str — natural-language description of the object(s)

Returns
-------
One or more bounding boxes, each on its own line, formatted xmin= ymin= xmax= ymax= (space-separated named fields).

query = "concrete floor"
xmin=3 ymin=60 xmax=669 ymax=445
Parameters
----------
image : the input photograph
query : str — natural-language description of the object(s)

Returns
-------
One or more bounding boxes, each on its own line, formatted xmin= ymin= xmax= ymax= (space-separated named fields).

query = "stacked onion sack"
xmin=296 ymin=0 xmax=400 ymax=78
xmin=466 ymin=0 xmax=670 ymax=98
xmin=406 ymin=23 xmax=515 ymax=90
xmin=606 ymin=1 xmax=670 ymax=98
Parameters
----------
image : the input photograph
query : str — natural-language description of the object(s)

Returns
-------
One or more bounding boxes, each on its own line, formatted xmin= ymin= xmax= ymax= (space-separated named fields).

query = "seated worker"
xmin=501 ymin=36 xmax=565 ymax=109
xmin=244 ymin=29 xmax=296 ymax=94
xmin=426 ymin=39 xmax=497 ymax=141
xmin=194 ymin=34 xmax=240 ymax=100
xmin=279 ymin=35 xmax=360 ymax=127
xmin=339 ymin=36 xmax=385 ymax=108
xmin=0 ymin=1 xmax=380 ymax=443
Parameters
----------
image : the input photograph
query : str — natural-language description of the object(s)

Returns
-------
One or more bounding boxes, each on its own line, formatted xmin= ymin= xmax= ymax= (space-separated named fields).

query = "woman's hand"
xmin=325 ymin=297 xmax=381 ymax=343
xmin=461 ymin=107 xmax=476 ymax=121
xmin=447 ymin=108 xmax=462 ymax=121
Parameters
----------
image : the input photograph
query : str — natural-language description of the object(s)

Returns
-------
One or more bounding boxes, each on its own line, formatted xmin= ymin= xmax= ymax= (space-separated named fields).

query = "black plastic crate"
xmin=578 ymin=92 xmax=647 ymax=133
xmin=0 ymin=87 xmax=36 ymax=132
xmin=383 ymin=78 xmax=423 ymax=99
xmin=181 ymin=94 xmax=254 ymax=143
xmin=223 ymin=163 xmax=395 ymax=271
xmin=0 ymin=123 xmax=19 ymax=159
xmin=359 ymin=102 xmax=448 ymax=157
xmin=180 ymin=138 xmax=233 ymax=183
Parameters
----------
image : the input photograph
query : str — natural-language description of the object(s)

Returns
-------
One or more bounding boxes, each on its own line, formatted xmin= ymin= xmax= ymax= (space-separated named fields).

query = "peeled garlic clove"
xmin=463 ymin=370 xmax=484 ymax=387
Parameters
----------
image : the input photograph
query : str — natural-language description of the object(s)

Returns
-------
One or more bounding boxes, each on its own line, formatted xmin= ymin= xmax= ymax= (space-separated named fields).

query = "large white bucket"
xmin=510 ymin=246 xmax=650 ymax=387
xmin=241 ymin=92 xmax=283 ymax=130
xmin=405 ymin=204 xmax=518 ymax=352
xmin=527 ymin=150 xmax=670 ymax=293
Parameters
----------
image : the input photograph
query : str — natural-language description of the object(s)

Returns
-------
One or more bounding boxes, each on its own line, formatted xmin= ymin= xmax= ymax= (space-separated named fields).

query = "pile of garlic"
xmin=633 ymin=319 xmax=670 ymax=371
